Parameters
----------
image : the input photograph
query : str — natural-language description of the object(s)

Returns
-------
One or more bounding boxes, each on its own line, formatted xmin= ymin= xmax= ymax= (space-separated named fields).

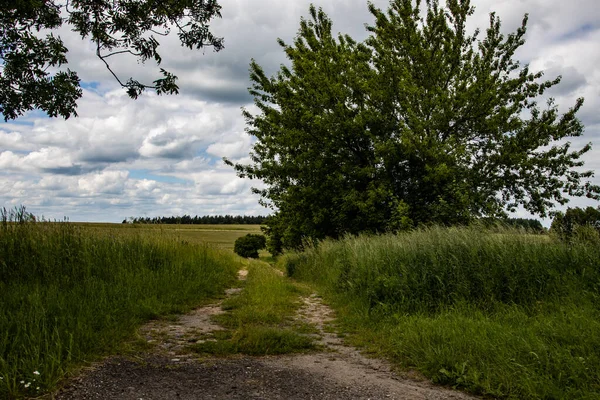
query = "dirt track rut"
xmin=53 ymin=269 xmax=478 ymax=400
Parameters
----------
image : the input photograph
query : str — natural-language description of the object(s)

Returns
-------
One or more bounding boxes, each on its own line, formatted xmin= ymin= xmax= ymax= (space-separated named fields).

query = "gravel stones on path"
xmin=54 ymin=355 xmax=475 ymax=400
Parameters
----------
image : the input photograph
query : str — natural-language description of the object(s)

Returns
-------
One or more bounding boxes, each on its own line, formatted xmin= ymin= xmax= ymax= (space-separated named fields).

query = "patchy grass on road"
xmin=191 ymin=260 xmax=317 ymax=356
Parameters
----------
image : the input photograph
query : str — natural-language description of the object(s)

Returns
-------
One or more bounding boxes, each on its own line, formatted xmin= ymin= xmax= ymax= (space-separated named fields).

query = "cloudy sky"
xmin=1 ymin=0 xmax=599 ymax=223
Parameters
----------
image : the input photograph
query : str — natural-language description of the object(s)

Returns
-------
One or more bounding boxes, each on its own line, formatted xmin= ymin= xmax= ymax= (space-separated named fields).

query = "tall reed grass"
xmin=283 ymin=225 xmax=600 ymax=398
xmin=0 ymin=208 xmax=239 ymax=398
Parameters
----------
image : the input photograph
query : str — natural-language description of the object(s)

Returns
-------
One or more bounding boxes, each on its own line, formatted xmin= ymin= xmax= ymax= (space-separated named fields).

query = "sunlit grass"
xmin=74 ymin=222 xmax=263 ymax=250
xmin=0 ymin=211 xmax=240 ymax=398
xmin=192 ymin=260 xmax=316 ymax=356
xmin=284 ymin=225 xmax=600 ymax=399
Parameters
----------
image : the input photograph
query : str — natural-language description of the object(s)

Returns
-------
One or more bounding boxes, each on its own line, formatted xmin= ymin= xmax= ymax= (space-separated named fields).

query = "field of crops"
xmin=74 ymin=222 xmax=263 ymax=250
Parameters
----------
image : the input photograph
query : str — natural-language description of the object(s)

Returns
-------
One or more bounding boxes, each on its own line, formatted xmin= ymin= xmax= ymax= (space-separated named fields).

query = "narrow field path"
xmin=133 ymin=268 xmax=248 ymax=360
xmin=52 ymin=265 xmax=478 ymax=400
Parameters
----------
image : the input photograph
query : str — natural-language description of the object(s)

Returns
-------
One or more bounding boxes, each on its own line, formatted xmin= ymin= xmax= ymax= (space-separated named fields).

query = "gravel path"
xmin=52 ymin=270 xmax=479 ymax=400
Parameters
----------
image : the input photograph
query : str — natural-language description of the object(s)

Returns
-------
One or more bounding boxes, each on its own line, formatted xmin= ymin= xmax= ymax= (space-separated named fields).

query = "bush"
xmin=234 ymin=234 xmax=266 ymax=258
xmin=260 ymin=215 xmax=284 ymax=256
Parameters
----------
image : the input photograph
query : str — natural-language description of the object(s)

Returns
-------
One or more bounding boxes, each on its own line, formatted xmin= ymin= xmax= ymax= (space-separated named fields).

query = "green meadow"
xmin=74 ymin=222 xmax=263 ymax=250
xmin=3 ymin=213 xmax=600 ymax=399
xmin=0 ymin=216 xmax=249 ymax=398
xmin=282 ymin=226 xmax=600 ymax=399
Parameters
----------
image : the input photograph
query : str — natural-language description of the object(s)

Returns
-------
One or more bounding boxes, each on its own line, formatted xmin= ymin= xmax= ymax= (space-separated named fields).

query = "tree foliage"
xmin=127 ymin=214 xmax=267 ymax=225
xmin=0 ymin=0 xmax=224 ymax=120
xmin=551 ymin=206 xmax=600 ymax=243
xmin=229 ymin=0 xmax=599 ymax=250
xmin=500 ymin=218 xmax=544 ymax=233
xmin=233 ymin=234 xmax=266 ymax=259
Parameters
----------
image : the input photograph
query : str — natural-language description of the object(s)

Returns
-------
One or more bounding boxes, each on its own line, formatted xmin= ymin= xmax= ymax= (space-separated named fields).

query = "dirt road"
xmin=53 ymin=270 xmax=478 ymax=400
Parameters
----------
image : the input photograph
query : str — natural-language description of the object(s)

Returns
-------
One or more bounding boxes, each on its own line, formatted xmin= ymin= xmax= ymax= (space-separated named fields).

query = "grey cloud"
xmin=152 ymin=147 xmax=195 ymax=160
xmin=41 ymin=164 xmax=106 ymax=176
xmin=579 ymin=108 xmax=600 ymax=128
xmin=148 ymin=133 xmax=175 ymax=147
xmin=558 ymin=23 xmax=599 ymax=41
xmin=181 ymin=62 xmax=253 ymax=104
xmin=42 ymin=166 xmax=85 ymax=176
xmin=142 ymin=135 xmax=199 ymax=159
xmin=79 ymin=149 xmax=139 ymax=163
xmin=184 ymin=82 xmax=252 ymax=104
xmin=545 ymin=66 xmax=587 ymax=96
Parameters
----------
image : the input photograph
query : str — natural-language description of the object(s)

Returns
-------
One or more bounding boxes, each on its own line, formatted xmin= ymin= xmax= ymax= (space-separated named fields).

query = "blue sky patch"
xmin=559 ymin=23 xmax=598 ymax=41
xmin=128 ymin=169 xmax=192 ymax=185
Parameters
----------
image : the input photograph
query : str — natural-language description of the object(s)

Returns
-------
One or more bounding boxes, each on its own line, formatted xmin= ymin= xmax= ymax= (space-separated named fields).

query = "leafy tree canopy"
xmin=228 ymin=0 xmax=600 ymax=250
xmin=551 ymin=206 xmax=600 ymax=243
xmin=0 ymin=0 xmax=224 ymax=120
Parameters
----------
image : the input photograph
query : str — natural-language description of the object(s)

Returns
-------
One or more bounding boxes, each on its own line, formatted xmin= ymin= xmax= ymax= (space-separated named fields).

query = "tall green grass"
xmin=0 ymin=209 xmax=239 ymax=398
xmin=283 ymin=226 xmax=600 ymax=399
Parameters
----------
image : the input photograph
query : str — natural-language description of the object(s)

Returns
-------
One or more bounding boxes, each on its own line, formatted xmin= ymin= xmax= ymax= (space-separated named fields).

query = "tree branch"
xmin=149 ymin=28 xmax=169 ymax=36
xmin=96 ymin=39 xmax=126 ymax=87
xmin=102 ymin=49 xmax=142 ymax=58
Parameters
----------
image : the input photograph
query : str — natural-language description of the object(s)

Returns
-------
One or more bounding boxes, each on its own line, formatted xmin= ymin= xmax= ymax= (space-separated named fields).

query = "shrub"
xmin=234 ymin=234 xmax=266 ymax=258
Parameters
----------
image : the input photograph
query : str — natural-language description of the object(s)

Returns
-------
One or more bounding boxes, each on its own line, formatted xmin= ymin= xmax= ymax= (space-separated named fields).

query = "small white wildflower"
xmin=36 ymin=387 xmax=40 ymax=390
xmin=20 ymin=380 xmax=25 ymax=384
xmin=33 ymin=371 xmax=40 ymax=376
xmin=24 ymin=382 xmax=31 ymax=388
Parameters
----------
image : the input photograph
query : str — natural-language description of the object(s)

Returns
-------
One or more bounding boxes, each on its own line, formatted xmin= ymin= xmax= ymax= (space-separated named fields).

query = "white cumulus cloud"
xmin=0 ymin=0 xmax=598 ymax=222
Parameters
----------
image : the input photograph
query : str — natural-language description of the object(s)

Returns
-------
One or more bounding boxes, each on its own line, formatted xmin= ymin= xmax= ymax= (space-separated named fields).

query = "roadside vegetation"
xmin=282 ymin=225 xmax=600 ymax=399
xmin=234 ymin=234 xmax=267 ymax=258
xmin=0 ymin=208 xmax=239 ymax=399
xmin=192 ymin=260 xmax=315 ymax=356
xmin=230 ymin=0 xmax=599 ymax=252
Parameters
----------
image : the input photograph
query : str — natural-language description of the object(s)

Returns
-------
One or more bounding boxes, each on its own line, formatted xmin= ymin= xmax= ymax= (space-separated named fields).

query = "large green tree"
xmin=229 ymin=0 xmax=599 ymax=250
xmin=0 ymin=0 xmax=224 ymax=120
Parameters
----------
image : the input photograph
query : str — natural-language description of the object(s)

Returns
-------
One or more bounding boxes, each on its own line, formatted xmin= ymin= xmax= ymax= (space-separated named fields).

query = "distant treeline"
xmin=480 ymin=217 xmax=545 ymax=232
xmin=125 ymin=215 xmax=268 ymax=225
xmin=125 ymin=215 xmax=543 ymax=231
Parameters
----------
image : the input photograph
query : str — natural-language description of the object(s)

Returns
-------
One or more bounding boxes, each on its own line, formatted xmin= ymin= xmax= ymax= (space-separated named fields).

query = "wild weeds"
xmin=286 ymin=226 xmax=600 ymax=313
xmin=284 ymin=226 xmax=600 ymax=399
xmin=0 ymin=208 xmax=239 ymax=398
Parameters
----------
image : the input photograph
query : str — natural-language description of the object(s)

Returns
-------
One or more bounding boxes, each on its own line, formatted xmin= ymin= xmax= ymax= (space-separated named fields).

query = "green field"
xmin=4 ymin=216 xmax=600 ymax=399
xmin=283 ymin=226 xmax=600 ymax=399
xmin=0 ymin=218 xmax=247 ymax=398
xmin=73 ymin=223 xmax=263 ymax=249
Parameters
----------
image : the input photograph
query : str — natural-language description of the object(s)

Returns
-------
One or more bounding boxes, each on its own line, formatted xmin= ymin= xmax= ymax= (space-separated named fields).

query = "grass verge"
xmin=283 ymin=226 xmax=600 ymax=399
xmin=191 ymin=260 xmax=316 ymax=356
xmin=0 ymin=212 xmax=239 ymax=398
